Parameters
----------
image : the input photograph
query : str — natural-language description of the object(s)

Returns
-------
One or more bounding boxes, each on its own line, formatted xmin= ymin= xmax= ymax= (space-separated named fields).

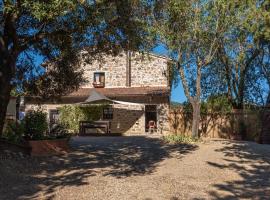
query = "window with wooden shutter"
xmin=93 ymin=72 xmax=105 ymax=88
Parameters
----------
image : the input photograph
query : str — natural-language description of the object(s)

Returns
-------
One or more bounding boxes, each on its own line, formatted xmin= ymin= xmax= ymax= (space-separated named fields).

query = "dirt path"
xmin=0 ymin=137 xmax=270 ymax=200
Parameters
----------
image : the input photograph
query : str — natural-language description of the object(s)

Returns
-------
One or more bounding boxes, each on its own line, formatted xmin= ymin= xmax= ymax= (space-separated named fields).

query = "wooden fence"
xmin=169 ymin=108 xmax=263 ymax=141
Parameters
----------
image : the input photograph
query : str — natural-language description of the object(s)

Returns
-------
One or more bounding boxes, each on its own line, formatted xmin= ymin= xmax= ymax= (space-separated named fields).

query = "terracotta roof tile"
xmin=26 ymin=87 xmax=170 ymax=104
xmin=67 ymin=87 xmax=170 ymax=98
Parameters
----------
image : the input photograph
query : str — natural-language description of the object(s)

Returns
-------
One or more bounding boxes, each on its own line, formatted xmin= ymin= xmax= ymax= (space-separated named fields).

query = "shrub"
xmin=58 ymin=105 xmax=78 ymax=132
xmin=206 ymin=95 xmax=232 ymax=114
xmin=3 ymin=121 xmax=25 ymax=143
xmin=163 ymin=134 xmax=199 ymax=144
xmin=24 ymin=110 xmax=48 ymax=140
xmin=59 ymin=105 xmax=105 ymax=133
xmin=49 ymin=123 xmax=70 ymax=139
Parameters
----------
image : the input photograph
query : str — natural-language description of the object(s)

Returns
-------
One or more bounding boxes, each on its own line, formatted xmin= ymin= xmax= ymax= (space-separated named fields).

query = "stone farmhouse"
xmin=25 ymin=51 xmax=171 ymax=135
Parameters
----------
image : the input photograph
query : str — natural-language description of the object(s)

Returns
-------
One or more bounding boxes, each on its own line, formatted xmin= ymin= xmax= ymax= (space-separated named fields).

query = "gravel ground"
xmin=0 ymin=136 xmax=270 ymax=200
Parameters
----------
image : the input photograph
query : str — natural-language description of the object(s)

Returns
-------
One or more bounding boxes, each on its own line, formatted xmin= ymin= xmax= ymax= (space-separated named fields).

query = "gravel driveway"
xmin=0 ymin=136 xmax=270 ymax=200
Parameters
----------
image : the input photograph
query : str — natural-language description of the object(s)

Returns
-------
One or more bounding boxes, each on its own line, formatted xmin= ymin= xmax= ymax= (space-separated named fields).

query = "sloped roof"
xmin=25 ymin=86 xmax=170 ymax=104
xmin=67 ymin=86 xmax=170 ymax=98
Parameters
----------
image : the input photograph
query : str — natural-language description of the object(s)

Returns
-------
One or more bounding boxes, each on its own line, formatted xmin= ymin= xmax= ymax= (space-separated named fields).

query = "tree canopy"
xmin=203 ymin=0 xmax=270 ymax=108
xmin=154 ymin=0 xmax=230 ymax=137
xmin=0 ymin=0 xmax=156 ymax=134
xmin=154 ymin=0 xmax=270 ymax=137
xmin=1 ymin=0 xmax=269 ymax=138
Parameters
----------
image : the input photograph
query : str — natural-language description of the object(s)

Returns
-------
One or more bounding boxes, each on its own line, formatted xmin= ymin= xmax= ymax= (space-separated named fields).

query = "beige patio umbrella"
xmin=80 ymin=89 xmax=144 ymax=105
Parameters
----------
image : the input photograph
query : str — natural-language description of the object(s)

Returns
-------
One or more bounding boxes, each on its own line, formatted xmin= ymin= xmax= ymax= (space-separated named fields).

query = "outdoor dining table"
xmin=79 ymin=120 xmax=111 ymax=135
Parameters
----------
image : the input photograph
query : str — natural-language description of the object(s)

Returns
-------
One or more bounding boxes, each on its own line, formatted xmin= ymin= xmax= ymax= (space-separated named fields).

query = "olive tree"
xmin=202 ymin=0 xmax=270 ymax=108
xmin=155 ymin=0 xmax=228 ymax=137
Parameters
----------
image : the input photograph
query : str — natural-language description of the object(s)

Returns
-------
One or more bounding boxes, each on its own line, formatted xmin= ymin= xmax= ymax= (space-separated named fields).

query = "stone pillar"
xmin=157 ymin=104 xmax=170 ymax=135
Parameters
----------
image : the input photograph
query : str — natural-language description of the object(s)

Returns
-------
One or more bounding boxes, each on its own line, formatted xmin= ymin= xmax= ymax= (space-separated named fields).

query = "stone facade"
xmin=25 ymin=103 xmax=171 ymax=135
xmin=25 ymin=52 xmax=171 ymax=135
xmin=111 ymin=103 xmax=170 ymax=135
xmin=110 ymin=104 xmax=145 ymax=134
xmin=81 ymin=52 xmax=169 ymax=88
xmin=130 ymin=53 xmax=168 ymax=87
xmin=157 ymin=104 xmax=170 ymax=134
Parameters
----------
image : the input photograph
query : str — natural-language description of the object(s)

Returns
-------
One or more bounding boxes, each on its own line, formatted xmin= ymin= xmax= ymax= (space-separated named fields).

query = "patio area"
xmin=0 ymin=136 xmax=270 ymax=200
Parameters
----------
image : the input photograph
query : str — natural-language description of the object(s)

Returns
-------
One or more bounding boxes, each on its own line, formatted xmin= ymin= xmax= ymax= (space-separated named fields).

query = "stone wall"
xmin=157 ymin=104 xmax=170 ymax=135
xmin=110 ymin=104 xmax=145 ymax=135
xmin=80 ymin=52 xmax=169 ymax=88
xmin=130 ymin=53 xmax=168 ymax=87
xmin=110 ymin=104 xmax=170 ymax=135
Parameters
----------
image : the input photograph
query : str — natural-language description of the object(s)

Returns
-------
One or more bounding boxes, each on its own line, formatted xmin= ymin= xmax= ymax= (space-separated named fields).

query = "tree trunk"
xmin=191 ymin=102 xmax=200 ymax=138
xmin=0 ymin=10 xmax=20 ymax=135
xmin=0 ymin=56 xmax=15 ymax=136
xmin=0 ymin=86 xmax=11 ymax=136
xmin=177 ymin=58 xmax=202 ymax=138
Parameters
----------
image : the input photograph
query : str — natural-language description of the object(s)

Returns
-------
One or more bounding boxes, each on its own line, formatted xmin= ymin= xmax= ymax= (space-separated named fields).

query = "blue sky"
xmin=152 ymin=45 xmax=186 ymax=103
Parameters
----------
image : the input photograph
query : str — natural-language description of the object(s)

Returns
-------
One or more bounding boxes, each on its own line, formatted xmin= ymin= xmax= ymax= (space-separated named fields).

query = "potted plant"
xmin=24 ymin=110 xmax=70 ymax=156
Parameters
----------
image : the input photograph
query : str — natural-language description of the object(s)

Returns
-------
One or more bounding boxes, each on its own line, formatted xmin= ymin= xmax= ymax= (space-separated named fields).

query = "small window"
xmin=103 ymin=107 xmax=113 ymax=120
xmin=93 ymin=72 xmax=105 ymax=88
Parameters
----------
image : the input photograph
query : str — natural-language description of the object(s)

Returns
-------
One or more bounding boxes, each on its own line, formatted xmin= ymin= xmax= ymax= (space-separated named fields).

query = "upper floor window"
xmin=93 ymin=72 xmax=105 ymax=88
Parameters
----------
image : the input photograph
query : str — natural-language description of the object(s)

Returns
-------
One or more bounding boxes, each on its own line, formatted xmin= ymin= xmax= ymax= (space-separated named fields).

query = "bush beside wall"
xmin=24 ymin=110 xmax=48 ymax=140
xmin=59 ymin=105 xmax=107 ymax=133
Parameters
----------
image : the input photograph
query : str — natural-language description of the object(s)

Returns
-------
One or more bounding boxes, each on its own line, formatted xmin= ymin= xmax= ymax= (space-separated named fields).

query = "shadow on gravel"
xmin=207 ymin=141 xmax=270 ymax=200
xmin=0 ymin=136 xmax=198 ymax=200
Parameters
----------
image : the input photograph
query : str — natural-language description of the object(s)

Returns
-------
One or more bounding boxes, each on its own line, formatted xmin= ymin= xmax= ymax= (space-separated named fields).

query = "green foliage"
xmin=24 ymin=110 xmax=48 ymax=140
xmin=2 ymin=0 xmax=156 ymax=99
xmin=59 ymin=105 xmax=105 ymax=133
xmin=0 ymin=0 xmax=157 ymax=135
xmin=155 ymin=0 xmax=269 ymax=110
xmin=20 ymin=0 xmax=78 ymax=21
xmin=156 ymin=0 xmax=224 ymax=66
xmin=168 ymin=62 xmax=180 ymax=88
xmin=163 ymin=134 xmax=199 ymax=144
xmin=170 ymin=101 xmax=182 ymax=108
xmin=181 ymin=95 xmax=232 ymax=116
xmin=3 ymin=121 xmax=25 ymax=144
xmin=199 ymin=0 xmax=269 ymax=107
xmin=206 ymin=95 xmax=232 ymax=114
xmin=154 ymin=0 xmax=229 ymax=137
xmin=49 ymin=123 xmax=70 ymax=139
